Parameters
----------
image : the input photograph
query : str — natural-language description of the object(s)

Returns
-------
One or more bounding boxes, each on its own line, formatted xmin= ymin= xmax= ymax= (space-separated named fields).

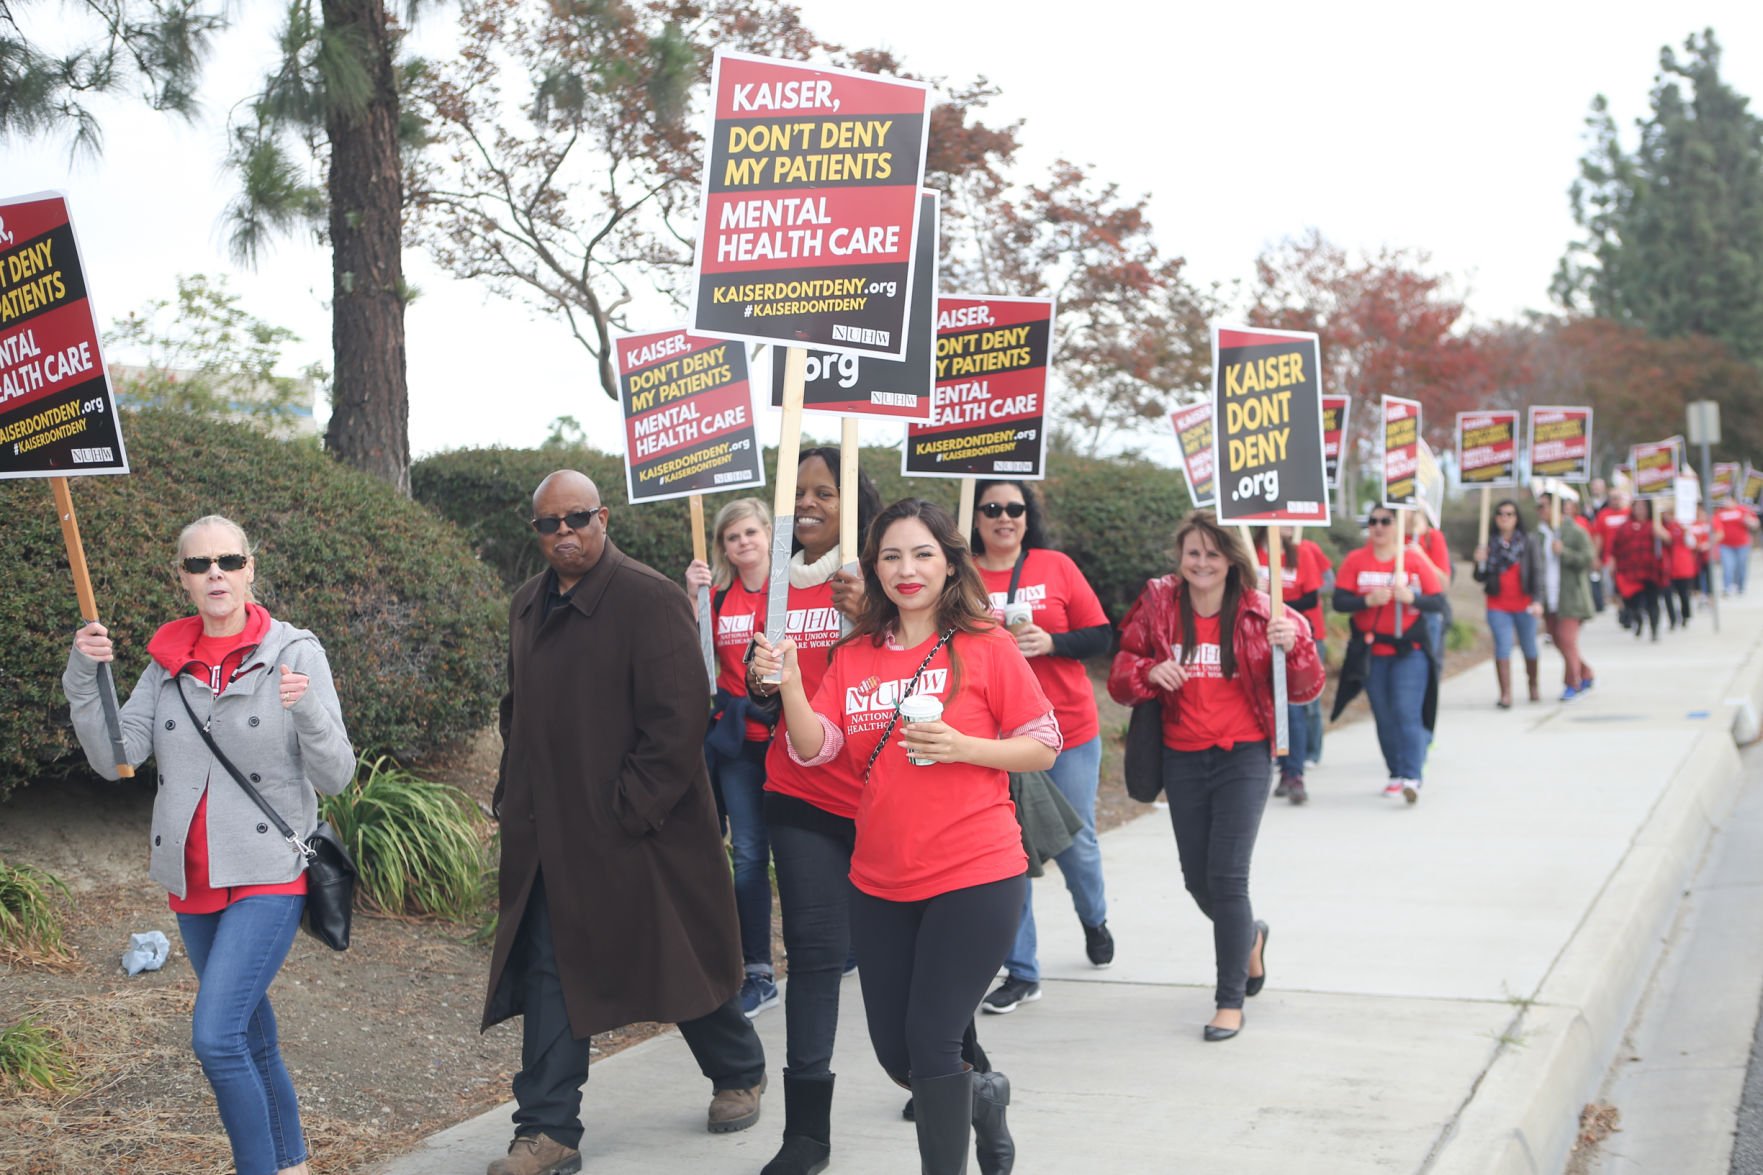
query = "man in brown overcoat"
xmin=480 ymin=470 xmax=766 ymax=1175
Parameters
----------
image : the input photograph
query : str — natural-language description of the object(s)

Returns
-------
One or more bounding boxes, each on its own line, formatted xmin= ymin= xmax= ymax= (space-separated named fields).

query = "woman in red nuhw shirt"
xmin=755 ymin=498 xmax=1058 ymax=1175
xmin=1109 ymin=512 xmax=1323 ymax=1043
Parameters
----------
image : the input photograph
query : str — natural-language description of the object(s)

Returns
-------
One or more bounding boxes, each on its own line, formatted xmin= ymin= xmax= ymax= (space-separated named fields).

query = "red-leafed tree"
xmin=1248 ymin=230 xmax=1501 ymax=513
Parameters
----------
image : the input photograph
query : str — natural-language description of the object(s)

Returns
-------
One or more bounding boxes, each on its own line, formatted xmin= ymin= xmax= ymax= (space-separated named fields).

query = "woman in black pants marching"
xmin=756 ymin=498 xmax=1057 ymax=1173
xmin=1109 ymin=512 xmax=1323 ymax=1040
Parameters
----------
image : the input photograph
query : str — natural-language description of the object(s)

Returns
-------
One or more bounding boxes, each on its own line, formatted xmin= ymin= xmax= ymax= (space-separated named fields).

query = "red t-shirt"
xmin=1690 ymin=520 xmax=1714 ymax=566
xmin=1254 ymin=541 xmax=1328 ymax=639
xmin=1670 ymin=523 xmax=1700 ymax=579
xmin=171 ymin=626 xmax=308 ymax=915
xmin=1573 ymin=513 xmax=1595 ymax=537
xmin=763 ymin=579 xmax=859 ymax=818
xmin=1714 ymin=504 xmax=1757 ymax=548
xmin=1414 ymin=527 xmax=1450 ymax=582
xmin=1161 ymin=612 xmax=1265 ymax=752
xmin=1336 ymin=546 xmax=1445 ymax=655
xmin=977 ymin=548 xmax=1107 ymax=745
xmin=1487 ymin=559 xmax=1531 ymax=613
xmin=810 ymin=625 xmax=1049 ymax=901
xmin=1594 ymin=507 xmax=1629 ymax=560
xmin=711 ymin=579 xmax=771 ymax=742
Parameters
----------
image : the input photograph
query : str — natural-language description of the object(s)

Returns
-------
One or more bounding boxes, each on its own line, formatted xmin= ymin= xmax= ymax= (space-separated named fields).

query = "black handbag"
xmin=178 ymin=685 xmax=356 ymax=950
xmin=1123 ymin=699 xmax=1164 ymax=803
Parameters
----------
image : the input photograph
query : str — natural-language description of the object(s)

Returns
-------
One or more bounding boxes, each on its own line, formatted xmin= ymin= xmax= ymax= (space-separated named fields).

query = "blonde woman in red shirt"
xmin=754 ymin=498 xmax=1057 ymax=1175
xmin=1109 ymin=512 xmax=1324 ymax=1041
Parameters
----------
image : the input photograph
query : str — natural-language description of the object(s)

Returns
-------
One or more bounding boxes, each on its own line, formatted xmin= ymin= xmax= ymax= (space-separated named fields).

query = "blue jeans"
xmin=176 ymin=895 xmax=307 ymax=1175
xmin=1003 ymin=736 xmax=1107 ymax=983
xmin=1485 ymin=608 xmax=1539 ymax=662
xmin=1722 ymin=545 xmax=1750 ymax=594
xmin=708 ymin=741 xmax=773 ymax=975
xmin=1366 ymin=650 xmax=1430 ymax=782
xmin=1277 ymin=700 xmax=1309 ymax=776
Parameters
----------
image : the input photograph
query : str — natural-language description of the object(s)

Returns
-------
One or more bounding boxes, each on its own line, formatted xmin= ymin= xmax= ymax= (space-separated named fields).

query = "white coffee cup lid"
xmin=898 ymin=694 xmax=942 ymax=720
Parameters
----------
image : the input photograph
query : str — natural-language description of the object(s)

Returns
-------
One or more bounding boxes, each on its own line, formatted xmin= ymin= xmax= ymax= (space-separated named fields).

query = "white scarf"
xmin=789 ymin=546 xmax=843 ymax=588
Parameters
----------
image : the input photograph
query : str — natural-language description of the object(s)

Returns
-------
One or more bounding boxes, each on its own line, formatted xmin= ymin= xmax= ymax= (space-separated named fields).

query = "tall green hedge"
xmin=413 ymin=444 xmax=1196 ymax=623
xmin=0 ymin=409 xmax=506 ymax=800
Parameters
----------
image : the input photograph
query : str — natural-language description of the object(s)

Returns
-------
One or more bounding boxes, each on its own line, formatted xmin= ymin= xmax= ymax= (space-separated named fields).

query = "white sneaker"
xmin=1381 ymin=780 xmax=1404 ymax=799
xmin=1401 ymin=779 xmax=1420 ymax=805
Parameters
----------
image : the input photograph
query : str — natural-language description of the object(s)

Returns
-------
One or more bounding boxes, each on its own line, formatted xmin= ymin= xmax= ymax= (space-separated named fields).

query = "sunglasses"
xmin=181 ymin=554 xmax=248 ymax=574
xmin=1367 ymin=517 xmax=1395 ymax=527
xmin=978 ymin=501 xmax=1027 ymax=519
xmin=531 ymin=508 xmax=604 ymax=535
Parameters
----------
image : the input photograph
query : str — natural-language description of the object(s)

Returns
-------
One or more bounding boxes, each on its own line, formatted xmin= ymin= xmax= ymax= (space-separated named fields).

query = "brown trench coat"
xmin=481 ymin=541 xmax=742 ymax=1037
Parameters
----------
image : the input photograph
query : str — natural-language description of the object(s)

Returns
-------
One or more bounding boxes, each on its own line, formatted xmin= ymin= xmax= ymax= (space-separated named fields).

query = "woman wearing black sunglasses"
xmin=968 ymin=479 xmax=1115 ymax=1015
xmin=63 ymin=515 xmax=354 ymax=1175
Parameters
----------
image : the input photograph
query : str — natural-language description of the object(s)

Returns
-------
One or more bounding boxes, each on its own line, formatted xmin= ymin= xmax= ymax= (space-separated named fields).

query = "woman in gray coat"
xmin=63 ymin=515 xmax=354 ymax=1175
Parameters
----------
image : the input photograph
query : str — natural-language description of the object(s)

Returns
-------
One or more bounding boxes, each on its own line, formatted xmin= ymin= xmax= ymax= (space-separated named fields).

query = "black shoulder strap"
xmin=175 ymin=681 xmax=313 ymax=860
xmin=1007 ymin=549 xmax=1030 ymax=603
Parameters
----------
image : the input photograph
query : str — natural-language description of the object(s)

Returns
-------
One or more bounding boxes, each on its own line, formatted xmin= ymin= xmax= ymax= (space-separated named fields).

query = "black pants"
xmin=766 ymin=794 xmax=857 ymax=1076
xmin=1623 ymin=586 xmax=1661 ymax=638
xmin=853 ymin=873 xmax=1024 ymax=1083
xmin=1668 ymin=577 xmax=1694 ymax=625
xmin=1162 ymin=741 xmax=1269 ymax=1009
xmin=510 ymin=871 xmax=766 ymax=1149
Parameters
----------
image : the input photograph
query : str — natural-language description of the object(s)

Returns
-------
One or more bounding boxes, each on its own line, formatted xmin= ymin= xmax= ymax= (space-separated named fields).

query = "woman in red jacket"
xmin=756 ymin=497 xmax=1057 ymax=1174
xmin=1110 ymin=512 xmax=1324 ymax=1042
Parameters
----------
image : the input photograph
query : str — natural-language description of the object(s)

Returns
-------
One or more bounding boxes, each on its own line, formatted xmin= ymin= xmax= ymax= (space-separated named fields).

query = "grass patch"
xmin=321 ymin=754 xmax=491 ymax=922
xmin=0 ymin=859 xmax=74 ymax=967
xmin=0 ymin=1016 xmax=77 ymax=1094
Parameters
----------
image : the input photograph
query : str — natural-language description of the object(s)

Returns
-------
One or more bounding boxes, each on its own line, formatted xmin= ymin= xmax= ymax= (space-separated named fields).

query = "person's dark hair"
xmin=846 ymin=499 xmax=997 ymax=653
xmin=969 ymin=479 xmax=1051 ymax=555
xmin=1630 ymin=497 xmax=1654 ymax=522
xmin=1172 ymin=510 xmax=1259 ymax=680
xmin=794 ymin=446 xmax=884 ymax=557
xmin=1250 ymin=526 xmax=1297 ymax=568
xmin=1487 ymin=498 xmax=1526 ymax=543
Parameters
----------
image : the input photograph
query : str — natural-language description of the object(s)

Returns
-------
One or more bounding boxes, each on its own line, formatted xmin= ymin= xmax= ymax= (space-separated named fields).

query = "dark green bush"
xmin=0 ymin=408 xmax=505 ymax=801
xmin=414 ymin=443 xmax=1191 ymax=622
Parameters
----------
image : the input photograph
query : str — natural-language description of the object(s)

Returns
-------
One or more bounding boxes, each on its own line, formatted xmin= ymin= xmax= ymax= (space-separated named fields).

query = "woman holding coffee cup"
xmin=753 ymin=497 xmax=1058 ymax=1175
xmin=969 ymin=479 xmax=1115 ymax=1014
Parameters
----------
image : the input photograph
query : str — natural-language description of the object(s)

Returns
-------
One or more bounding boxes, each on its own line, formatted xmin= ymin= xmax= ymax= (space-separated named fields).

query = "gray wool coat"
xmin=63 ymin=618 xmax=355 ymax=897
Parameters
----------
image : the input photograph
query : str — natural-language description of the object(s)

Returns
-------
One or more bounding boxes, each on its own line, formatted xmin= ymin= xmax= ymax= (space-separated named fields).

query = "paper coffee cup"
xmin=1002 ymin=602 xmax=1033 ymax=629
xmin=897 ymin=694 xmax=943 ymax=766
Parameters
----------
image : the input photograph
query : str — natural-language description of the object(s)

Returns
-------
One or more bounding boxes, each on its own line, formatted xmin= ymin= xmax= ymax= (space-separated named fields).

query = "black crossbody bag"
xmin=177 ymin=684 xmax=357 ymax=951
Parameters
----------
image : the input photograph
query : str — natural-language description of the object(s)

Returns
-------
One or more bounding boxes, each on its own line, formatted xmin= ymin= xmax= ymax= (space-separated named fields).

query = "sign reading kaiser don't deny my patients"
xmin=903 ymin=295 xmax=1054 ymax=479
xmin=1210 ymin=325 xmax=1328 ymax=524
xmin=616 ymin=327 xmax=765 ymax=504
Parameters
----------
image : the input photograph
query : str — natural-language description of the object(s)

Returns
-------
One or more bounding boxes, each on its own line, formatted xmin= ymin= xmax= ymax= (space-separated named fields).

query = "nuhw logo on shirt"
xmin=1354 ymin=570 xmax=1417 ymax=590
xmin=1168 ymin=642 xmax=1224 ymax=680
xmin=717 ymin=612 xmax=755 ymax=645
xmin=786 ymin=607 xmax=842 ymax=646
xmin=846 ymin=668 xmax=949 ymax=716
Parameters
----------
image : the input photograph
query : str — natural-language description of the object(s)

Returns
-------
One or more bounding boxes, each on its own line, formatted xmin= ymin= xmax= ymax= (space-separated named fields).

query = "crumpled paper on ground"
xmin=121 ymin=930 xmax=170 ymax=975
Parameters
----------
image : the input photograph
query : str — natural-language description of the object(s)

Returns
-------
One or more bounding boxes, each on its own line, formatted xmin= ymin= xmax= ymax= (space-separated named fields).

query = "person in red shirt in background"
xmin=1110 ymin=512 xmax=1323 ymax=1042
xmin=1665 ymin=508 xmax=1701 ymax=628
xmin=1712 ymin=496 xmax=1761 ymax=596
xmin=1690 ymin=504 xmax=1715 ymax=600
xmin=756 ymin=498 xmax=1056 ymax=1175
xmin=1472 ymin=499 xmax=1546 ymax=708
xmin=1252 ymin=527 xmax=1328 ymax=804
xmin=1594 ymin=488 xmax=1635 ymax=628
xmin=969 ymin=480 xmax=1116 ymax=1016
xmin=1609 ymin=498 xmax=1672 ymax=641
xmin=1406 ymin=511 xmax=1453 ymax=662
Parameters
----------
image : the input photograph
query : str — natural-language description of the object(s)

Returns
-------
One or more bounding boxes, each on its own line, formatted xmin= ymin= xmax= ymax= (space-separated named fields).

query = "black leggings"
xmin=765 ymin=794 xmax=856 ymax=1077
xmin=853 ymin=874 xmax=1025 ymax=1082
xmin=1623 ymin=586 xmax=1661 ymax=637
xmin=1668 ymin=577 xmax=1694 ymax=625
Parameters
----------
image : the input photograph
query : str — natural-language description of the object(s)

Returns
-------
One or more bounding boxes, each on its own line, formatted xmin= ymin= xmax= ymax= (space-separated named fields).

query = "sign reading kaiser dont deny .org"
xmin=1209 ymin=325 xmax=1328 ymax=525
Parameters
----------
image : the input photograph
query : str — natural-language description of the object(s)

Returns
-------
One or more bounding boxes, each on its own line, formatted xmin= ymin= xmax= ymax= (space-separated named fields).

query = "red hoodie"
xmin=148 ymin=604 xmax=307 ymax=914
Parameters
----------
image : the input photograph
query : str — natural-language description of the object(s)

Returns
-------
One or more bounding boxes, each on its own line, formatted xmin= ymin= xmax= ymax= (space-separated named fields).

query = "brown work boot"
xmin=487 ymin=1133 xmax=581 ymax=1175
xmin=708 ymin=1073 xmax=767 ymax=1133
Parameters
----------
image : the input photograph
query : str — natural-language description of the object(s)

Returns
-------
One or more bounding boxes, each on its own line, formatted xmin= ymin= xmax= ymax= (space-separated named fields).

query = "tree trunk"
xmin=321 ymin=0 xmax=409 ymax=495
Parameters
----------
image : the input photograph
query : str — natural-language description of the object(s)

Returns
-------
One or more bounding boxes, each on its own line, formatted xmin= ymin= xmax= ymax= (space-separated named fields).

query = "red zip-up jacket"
xmin=1109 ymin=576 xmax=1325 ymax=751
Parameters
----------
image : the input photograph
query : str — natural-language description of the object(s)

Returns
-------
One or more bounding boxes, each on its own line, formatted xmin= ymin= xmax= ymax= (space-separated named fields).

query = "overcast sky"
xmin=4 ymin=1 xmax=1762 ymax=460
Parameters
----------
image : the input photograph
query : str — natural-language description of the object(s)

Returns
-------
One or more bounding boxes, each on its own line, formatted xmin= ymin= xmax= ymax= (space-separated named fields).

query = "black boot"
xmin=761 ymin=1071 xmax=833 ymax=1175
xmin=911 ymin=1069 xmax=973 ymax=1175
xmin=971 ymin=1069 xmax=1014 ymax=1174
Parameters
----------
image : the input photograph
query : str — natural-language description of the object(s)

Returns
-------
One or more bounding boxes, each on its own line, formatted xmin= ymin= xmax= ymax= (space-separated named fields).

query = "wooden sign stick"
xmin=957 ymin=477 xmax=977 ymax=540
xmin=1393 ymin=508 xmax=1407 ymax=639
xmin=839 ymin=419 xmax=860 ymax=636
xmin=689 ymin=493 xmax=714 ymax=691
xmin=51 ymin=477 xmax=133 ymax=778
xmin=762 ymin=347 xmax=808 ymax=678
xmin=1268 ymin=530 xmax=1289 ymax=756
xmin=1478 ymin=486 xmax=1491 ymax=549
xmin=1551 ymin=491 xmax=1562 ymax=532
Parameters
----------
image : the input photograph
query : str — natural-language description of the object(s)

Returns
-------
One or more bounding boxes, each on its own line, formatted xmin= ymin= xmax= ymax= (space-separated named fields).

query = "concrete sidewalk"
xmin=378 ymin=588 xmax=1763 ymax=1175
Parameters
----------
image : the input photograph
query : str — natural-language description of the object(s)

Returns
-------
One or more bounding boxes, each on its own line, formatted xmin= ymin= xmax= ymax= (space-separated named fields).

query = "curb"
xmin=1427 ymin=631 xmax=1763 ymax=1174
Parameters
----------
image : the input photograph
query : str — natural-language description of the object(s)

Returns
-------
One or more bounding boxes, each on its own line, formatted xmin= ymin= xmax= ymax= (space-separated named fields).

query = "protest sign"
xmin=1741 ymin=464 xmax=1763 ymax=507
xmin=1321 ymin=394 xmax=1350 ymax=487
xmin=1674 ymin=476 xmax=1700 ymax=525
xmin=1209 ymin=325 xmax=1328 ymax=524
xmin=1711 ymin=461 xmax=1741 ymax=502
xmin=1381 ymin=395 xmax=1422 ymax=508
xmin=616 ymin=327 xmax=764 ymax=505
xmin=1169 ymin=401 xmax=1215 ymax=507
xmin=1527 ymin=406 xmax=1593 ymax=483
xmin=0 ymin=192 xmax=126 ymax=479
xmin=768 ymin=191 xmax=937 ymax=419
xmin=691 ymin=52 xmax=931 ymax=360
xmin=1416 ymin=439 xmax=1446 ymax=527
xmin=903 ymin=295 xmax=1054 ymax=480
xmin=1455 ymin=410 xmax=1518 ymax=487
xmin=1630 ymin=437 xmax=1681 ymax=500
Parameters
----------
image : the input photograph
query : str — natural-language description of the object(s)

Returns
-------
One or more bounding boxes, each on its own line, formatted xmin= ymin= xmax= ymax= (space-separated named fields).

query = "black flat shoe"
xmin=1203 ymin=1017 xmax=1243 ymax=1043
xmin=1245 ymin=920 xmax=1269 ymax=998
